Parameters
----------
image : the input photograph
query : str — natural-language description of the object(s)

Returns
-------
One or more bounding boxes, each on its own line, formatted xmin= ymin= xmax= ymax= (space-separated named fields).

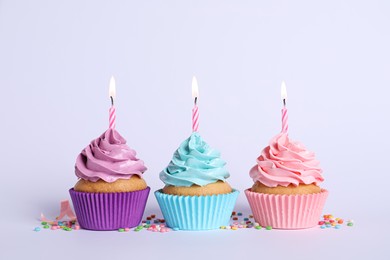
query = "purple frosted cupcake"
xmin=69 ymin=128 xmax=150 ymax=230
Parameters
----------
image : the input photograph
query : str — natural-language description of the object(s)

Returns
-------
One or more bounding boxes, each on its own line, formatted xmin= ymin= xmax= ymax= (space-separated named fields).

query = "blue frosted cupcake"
xmin=155 ymin=132 xmax=239 ymax=230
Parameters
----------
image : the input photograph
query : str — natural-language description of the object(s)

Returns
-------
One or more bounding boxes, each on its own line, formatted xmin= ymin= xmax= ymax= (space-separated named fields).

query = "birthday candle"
xmin=281 ymin=81 xmax=288 ymax=133
xmin=109 ymin=76 xmax=116 ymax=129
xmin=192 ymin=76 xmax=199 ymax=132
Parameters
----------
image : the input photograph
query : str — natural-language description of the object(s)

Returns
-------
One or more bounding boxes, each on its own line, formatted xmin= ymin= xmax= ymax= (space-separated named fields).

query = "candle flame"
xmin=192 ymin=76 xmax=199 ymax=99
xmin=281 ymin=80 xmax=287 ymax=100
xmin=109 ymin=76 xmax=116 ymax=100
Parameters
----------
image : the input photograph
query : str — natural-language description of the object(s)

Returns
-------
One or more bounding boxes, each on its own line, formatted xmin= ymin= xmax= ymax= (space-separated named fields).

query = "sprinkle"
xmin=241 ymin=221 xmax=246 ymax=225
xmin=34 ymin=227 xmax=41 ymax=232
xmin=237 ymin=212 xmax=243 ymax=216
xmin=232 ymin=217 xmax=238 ymax=221
xmin=146 ymin=217 xmax=152 ymax=220
xmin=232 ymin=211 xmax=236 ymax=216
xmin=266 ymin=226 xmax=272 ymax=230
xmin=249 ymin=215 xmax=254 ymax=218
xmin=318 ymin=221 xmax=325 ymax=225
xmin=43 ymin=225 xmax=50 ymax=229
xmin=347 ymin=223 xmax=353 ymax=227
xmin=320 ymin=225 xmax=326 ymax=229
xmin=173 ymin=227 xmax=179 ymax=231
xmin=74 ymin=225 xmax=80 ymax=230
xmin=220 ymin=226 xmax=226 ymax=229
xmin=255 ymin=226 xmax=262 ymax=230
xmin=335 ymin=225 xmax=341 ymax=229
xmin=254 ymin=222 xmax=259 ymax=227
xmin=338 ymin=219 xmax=344 ymax=224
xmin=231 ymin=226 xmax=238 ymax=230
xmin=244 ymin=218 xmax=249 ymax=221
xmin=41 ymin=222 xmax=47 ymax=225
xmin=225 ymin=226 xmax=231 ymax=230
xmin=118 ymin=228 xmax=125 ymax=232
xmin=151 ymin=214 xmax=156 ymax=218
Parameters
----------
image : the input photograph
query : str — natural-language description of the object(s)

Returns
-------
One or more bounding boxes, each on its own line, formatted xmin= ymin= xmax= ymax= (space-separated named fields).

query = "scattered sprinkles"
xmin=35 ymin=204 xmax=354 ymax=234
xmin=318 ymin=214 xmax=355 ymax=230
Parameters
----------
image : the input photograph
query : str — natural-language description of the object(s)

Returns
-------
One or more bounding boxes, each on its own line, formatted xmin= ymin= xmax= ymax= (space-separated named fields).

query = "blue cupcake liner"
xmin=155 ymin=189 xmax=239 ymax=230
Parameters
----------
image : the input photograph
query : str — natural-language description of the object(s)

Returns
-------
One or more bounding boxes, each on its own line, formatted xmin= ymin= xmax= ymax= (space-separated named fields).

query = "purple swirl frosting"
xmin=75 ymin=129 xmax=147 ymax=182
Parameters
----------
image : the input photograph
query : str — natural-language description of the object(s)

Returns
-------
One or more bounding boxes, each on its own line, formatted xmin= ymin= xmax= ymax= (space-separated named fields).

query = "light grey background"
xmin=1 ymin=0 xmax=389 ymax=259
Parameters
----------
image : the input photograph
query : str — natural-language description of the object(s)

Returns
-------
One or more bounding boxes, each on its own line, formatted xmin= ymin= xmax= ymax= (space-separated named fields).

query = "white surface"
xmin=1 ymin=0 xmax=389 ymax=259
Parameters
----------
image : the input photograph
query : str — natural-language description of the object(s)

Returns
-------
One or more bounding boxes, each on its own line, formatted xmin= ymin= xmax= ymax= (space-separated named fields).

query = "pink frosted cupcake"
xmin=69 ymin=128 xmax=150 ymax=230
xmin=245 ymin=132 xmax=328 ymax=229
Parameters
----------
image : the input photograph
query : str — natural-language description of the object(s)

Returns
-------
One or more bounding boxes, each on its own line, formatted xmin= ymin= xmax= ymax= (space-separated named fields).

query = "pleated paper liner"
xmin=155 ymin=189 xmax=239 ymax=231
xmin=69 ymin=187 xmax=150 ymax=231
xmin=245 ymin=188 xmax=328 ymax=229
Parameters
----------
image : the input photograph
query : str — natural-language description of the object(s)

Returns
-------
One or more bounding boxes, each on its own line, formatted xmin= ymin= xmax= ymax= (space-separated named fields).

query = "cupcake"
xmin=69 ymin=128 xmax=150 ymax=230
xmin=245 ymin=132 xmax=328 ymax=229
xmin=155 ymin=132 xmax=239 ymax=230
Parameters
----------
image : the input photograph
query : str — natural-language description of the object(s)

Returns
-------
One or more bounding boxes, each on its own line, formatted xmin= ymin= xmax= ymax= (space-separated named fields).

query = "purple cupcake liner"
xmin=69 ymin=187 xmax=150 ymax=231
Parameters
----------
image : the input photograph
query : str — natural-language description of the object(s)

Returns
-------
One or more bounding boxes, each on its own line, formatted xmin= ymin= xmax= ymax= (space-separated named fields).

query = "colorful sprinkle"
xmin=266 ymin=226 xmax=272 ymax=230
xmin=34 ymin=227 xmax=41 ymax=232
xmin=255 ymin=226 xmax=262 ymax=230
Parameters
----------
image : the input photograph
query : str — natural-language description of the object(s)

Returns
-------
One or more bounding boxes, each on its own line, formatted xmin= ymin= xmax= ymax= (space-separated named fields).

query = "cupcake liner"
xmin=155 ymin=189 xmax=239 ymax=230
xmin=69 ymin=187 xmax=150 ymax=231
xmin=245 ymin=188 xmax=328 ymax=229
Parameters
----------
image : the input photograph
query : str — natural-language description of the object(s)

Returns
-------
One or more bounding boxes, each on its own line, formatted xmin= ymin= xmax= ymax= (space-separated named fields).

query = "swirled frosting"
xmin=75 ymin=128 xmax=147 ymax=182
xmin=250 ymin=132 xmax=324 ymax=187
xmin=160 ymin=132 xmax=230 ymax=187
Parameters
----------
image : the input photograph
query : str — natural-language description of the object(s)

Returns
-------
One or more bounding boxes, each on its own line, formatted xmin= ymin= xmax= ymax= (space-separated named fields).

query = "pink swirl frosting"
xmin=249 ymin=132 xmax=324 ymax=187
xmin=75 ymin=129 xmax=147 ymax=182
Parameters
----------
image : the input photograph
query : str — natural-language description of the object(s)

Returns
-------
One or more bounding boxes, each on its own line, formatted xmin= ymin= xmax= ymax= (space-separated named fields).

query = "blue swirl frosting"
xmin=159 ymin=132 xmax=230 ymax=187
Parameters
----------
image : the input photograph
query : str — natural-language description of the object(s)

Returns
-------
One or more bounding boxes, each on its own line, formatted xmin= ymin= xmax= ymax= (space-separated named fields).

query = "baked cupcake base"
xmin=155 ymin=189 xmax=239 ymax=230
xmin=69 ymin=187 xmax=150 ymax=230
xmin=245 ymin=188 xmax=328 ymax=229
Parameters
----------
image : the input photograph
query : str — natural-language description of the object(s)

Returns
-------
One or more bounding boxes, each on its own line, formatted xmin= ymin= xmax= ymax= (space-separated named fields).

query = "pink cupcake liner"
xmin=245 ymin=188 xmax=328 ymax=229
xmin=69 ymin=187 xmax=150 ymax=231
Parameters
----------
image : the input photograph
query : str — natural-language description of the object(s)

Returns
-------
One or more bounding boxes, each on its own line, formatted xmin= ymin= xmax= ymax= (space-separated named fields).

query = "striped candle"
xmin=192 ymin=76 xmax=199 ymax=132
xmin=192 ymin=103 xmax=199 ymax=132
xmin=109 ymin=105 xmax=116 ymax=129
xmin=109 ymin=76 xmax=116 ymax=129
xmin=281 ymin=81 xmax=288 ymax=133
xmin=281 ymin=107 xmax=288 ymax=133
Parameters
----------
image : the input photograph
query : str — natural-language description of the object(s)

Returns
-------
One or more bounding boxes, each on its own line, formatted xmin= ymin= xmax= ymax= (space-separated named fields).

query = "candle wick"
xmin=194 ymin=97 xmax=198 ymax=105
xmin=283 ymin=99 xmax=286 ymax=107
xmin=110 ymin=96 xmax=114 ymax=106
